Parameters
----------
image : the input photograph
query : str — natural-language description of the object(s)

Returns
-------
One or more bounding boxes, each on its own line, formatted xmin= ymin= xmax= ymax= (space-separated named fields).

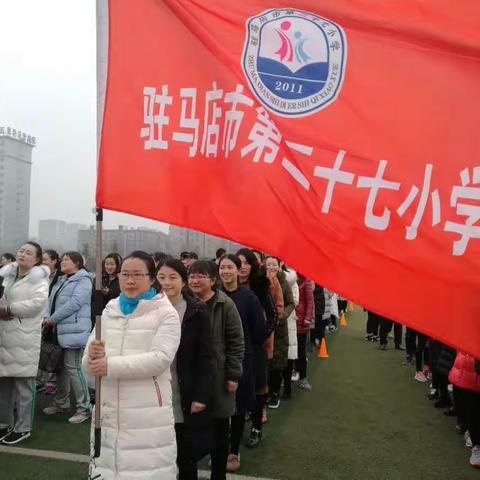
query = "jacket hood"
xmin=0 ymin=262 xmax=50 ymax=284
xmin=105 ymin=292 xmax=170 ymax=318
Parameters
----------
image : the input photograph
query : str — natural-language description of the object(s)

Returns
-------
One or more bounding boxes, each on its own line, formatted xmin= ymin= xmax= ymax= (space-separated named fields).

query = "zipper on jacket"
xmin=114 ymin=320 xmax=128 ymax=476
xmin=153 ymin=376 xmax=163 ymax=407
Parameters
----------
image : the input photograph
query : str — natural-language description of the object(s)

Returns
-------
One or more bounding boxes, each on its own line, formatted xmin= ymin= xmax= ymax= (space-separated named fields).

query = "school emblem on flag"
xmin=242 ymin=8 xmax=347 ymax=117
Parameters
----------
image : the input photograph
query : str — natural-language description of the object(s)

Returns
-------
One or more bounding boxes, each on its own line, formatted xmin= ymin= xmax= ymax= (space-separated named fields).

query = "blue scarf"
xmin=119 ymin=287 xmax=157 ymax=315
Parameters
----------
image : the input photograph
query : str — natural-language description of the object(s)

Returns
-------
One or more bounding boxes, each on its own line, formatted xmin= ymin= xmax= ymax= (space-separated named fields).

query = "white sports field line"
xmin=0 ymin=445 xmax=280 ymax=480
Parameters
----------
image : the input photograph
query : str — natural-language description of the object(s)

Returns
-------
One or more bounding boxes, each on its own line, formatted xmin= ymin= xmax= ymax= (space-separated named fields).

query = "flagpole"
xmin=94 ymin=0 xmax=109 ymax=458
xmin=93 ymin=207 xmax=103 ymax=458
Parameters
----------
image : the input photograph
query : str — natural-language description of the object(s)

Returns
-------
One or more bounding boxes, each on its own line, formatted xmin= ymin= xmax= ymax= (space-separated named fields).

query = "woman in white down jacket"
xmin=282 ymin=265 xmax=299 ymax=399
xmin=0 ymin=242 xmax=49 ymax=445
xmin=83 ymin=251 xmax=180 ymax=479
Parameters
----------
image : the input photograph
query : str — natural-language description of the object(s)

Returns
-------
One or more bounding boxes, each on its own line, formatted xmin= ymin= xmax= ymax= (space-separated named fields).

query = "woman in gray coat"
xmin=188 ymin=260 xmax=244 ymax=480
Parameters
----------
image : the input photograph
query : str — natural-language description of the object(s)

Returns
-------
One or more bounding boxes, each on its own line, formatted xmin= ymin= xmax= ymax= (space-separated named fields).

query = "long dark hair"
xmin=236 ymin=247 xmax=270 ymax=304
xmin=44 ymin=249 xmax=62 ymax=294
xmin=44 ymin=249 xmax=61 ymax=272
xmin=236 ymin=248 xmax=260 ymax=278
xmin=103 ymin=253 xmax=122 ymax=275
xmin=158 ymin=258 xmax=193 ymax=297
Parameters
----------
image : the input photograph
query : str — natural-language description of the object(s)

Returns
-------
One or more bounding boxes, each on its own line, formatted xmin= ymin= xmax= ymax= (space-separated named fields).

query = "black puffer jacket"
xmin=313 ymin=284 xmax=325 ymax=319
xmin=436 ymin=344 xmax=457 ymax=377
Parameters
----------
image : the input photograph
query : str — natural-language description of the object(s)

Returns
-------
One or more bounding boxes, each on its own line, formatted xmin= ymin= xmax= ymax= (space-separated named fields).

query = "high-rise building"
xmin=39 ymin=219 xmax=88 ymax=251
xmin=0 ymin=127 xmax=36 ymax=251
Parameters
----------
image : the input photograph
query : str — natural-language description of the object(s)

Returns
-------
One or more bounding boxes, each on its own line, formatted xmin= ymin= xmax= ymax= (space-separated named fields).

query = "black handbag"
xmin=39 ymin=325 xmax=64 ymax=373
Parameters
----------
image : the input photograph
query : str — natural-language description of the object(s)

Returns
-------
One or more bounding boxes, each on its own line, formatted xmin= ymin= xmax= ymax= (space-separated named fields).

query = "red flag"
xmin=97 ymin=1 xmax=480 ymax=356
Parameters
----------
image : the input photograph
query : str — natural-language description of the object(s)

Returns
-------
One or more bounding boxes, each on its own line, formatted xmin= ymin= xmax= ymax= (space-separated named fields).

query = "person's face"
xmin=181 ymin=257 xmax=189 ymax=267
xmin=188 ymin=271 xmax=215 ymax=298
xmin=265 ymin=257 xmax=280 ymax=276
xmin=1 ymin=255 xmax=12 ymax=267
xmin=104 ymin=258 xmax=118 ymax=276
xmin=61 ymin=255 xmax=80 ymax=275
xmin=157 ymin=265 xmax=185 ymax=301
xmin=16 ymin=244 xmax=39 ymax=270
xmin=238 ymin=255 xmax=251 ymax=283
xmin=219 ymin=258 xmax=238 ymax=287
xmin=186 ymin=257 xmax=195 ymax=268
xmin=42 ymin=253 xmax=56 ymax=272
xmin=119 ymin=258 xmax=153 ymax=298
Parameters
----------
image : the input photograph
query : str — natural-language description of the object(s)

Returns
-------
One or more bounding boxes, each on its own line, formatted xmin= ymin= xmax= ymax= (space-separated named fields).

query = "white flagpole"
xmin=94 ymin=0 xmax=109 ymax=459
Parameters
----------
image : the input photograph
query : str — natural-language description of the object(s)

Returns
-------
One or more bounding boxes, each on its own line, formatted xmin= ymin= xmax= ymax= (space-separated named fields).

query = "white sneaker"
xmin=43 ymin=405 xmax=70 ymax=415
xmin=297 ymin=379 xmax=312 ymax=391
xmin=68 ymin=412 xmax=90 ymax=424
xmin=465 ymin=431 xmax=473 ymax=448
xmin=414 ymin=371 xmax=428 ymax=383
xmin=470 ymin=446 xmax=480 ymax=467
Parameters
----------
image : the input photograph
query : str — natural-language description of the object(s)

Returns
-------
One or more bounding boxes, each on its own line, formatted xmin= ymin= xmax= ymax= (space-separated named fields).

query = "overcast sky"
xmin=0 ymin=0 xmax=169 ymax=236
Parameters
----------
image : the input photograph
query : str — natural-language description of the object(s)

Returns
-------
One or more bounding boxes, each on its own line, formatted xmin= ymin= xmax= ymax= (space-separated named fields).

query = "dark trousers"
xmin=405 ymin=328 xmax=427 ymax=370
xmin=283 ymin=360 xmax=294 ymax=395
xmin=366 ymin=311 xmax=380 ymax=336
xmin=229 ymin=414 xmax=245 ymax=456
xmin=295 ymin=332 xmax=308 ymax=379
xmin=175 ymin=423 xmax=198 ymax=480
xmin=379 ymin=317 xmax=403 ymax=347
xmin=432 ymin=371 xmax=451 ymax=405
xmin=317 ymin=319 xmax=328 ymax=342
xmin=338 ymin=299 xmax=348 ymax=313
xmin=269 ymin=368 xmax=283 ymax=396
xmin=211 ymin=417 xmax=230 ymax=480
xmin=251 ymin=394 xmax=265 ymax=431
xmin=454 ymin=387 xmax=480 ymax=445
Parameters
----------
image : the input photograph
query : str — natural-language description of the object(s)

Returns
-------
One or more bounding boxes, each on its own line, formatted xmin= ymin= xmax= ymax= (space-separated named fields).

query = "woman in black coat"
xmin=101 ymin=253 xmax=122 ymax=308
xmin=219 ymin=254 xmax=266 ymax=472
xmin=157 ymin=259 xmax=213 ymax=480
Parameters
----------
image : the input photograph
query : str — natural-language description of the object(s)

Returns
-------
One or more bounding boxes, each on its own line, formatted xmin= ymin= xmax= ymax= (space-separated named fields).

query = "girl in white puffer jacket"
xmin=0 ymin=242 xmax=49 ymax=445
xmin=83 ymin=251 xmax=180 ymax=480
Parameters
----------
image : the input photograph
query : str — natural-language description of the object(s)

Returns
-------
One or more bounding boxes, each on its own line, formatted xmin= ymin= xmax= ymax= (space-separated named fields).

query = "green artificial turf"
xmin=13 ymin=392 xmax=90 ymax=454
xmin=0 ymin=308 xmax=477 ymax=479
xmin=0 ymin=453 xmax=87 ymax=480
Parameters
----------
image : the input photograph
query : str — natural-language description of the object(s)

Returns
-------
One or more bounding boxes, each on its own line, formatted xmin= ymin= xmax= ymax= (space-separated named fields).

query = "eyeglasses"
xmin=120 ymin=272 xmax=150 ymax=280
xmin=188 ymin=274 xmax=210 ymax=280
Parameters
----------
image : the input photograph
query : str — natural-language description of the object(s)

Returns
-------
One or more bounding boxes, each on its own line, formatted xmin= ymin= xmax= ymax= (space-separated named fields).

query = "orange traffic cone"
xmin=340 ymin=312 xmax=347 ymax=327
xmin=318 ymin=338 xmax=329 ymax=358
xmin=347 ymin=301 xmax=354 ymax=313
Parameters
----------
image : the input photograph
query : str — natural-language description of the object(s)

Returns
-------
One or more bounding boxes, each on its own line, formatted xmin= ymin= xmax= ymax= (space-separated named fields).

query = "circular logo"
xmin=242 ymin=8 xmax=347 ymax=117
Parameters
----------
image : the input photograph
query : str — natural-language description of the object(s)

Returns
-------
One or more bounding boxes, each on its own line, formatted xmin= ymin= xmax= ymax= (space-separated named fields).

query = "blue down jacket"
xmin=49 ymin=269 xmax=92 ymax=349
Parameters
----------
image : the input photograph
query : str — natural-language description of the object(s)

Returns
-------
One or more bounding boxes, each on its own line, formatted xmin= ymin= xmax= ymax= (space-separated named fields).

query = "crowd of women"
xmin=365 ymin=311 xmax=480 ymax=468
xmin=0 ymin=243 xmax=339 ymax=479
xmin=1 ymin=243 xmax=479 ymax=478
